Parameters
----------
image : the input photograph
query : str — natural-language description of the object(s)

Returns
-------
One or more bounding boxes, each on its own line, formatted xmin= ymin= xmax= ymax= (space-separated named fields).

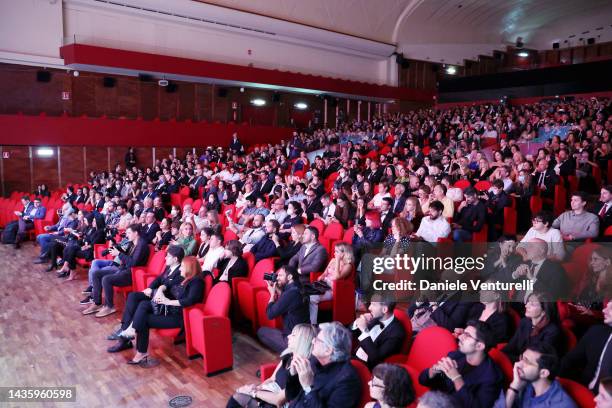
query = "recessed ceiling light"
xmin=517 ymin=51 xmax=529 ymax=57
xmin=294 ymin=102 xmax=308 ymax=110
xmin=36 ymin=148 xmax=54 ymax=157
xmin=446 ymin=66 xmax=457 ymax=75
xmin=251 ymin=98 xmax=266 ymax=106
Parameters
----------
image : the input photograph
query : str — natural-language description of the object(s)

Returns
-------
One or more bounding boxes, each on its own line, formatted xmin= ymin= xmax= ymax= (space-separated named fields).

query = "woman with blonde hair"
xmin=228 ymin=323 xmax=318 ymax=408
xmin=170 ymin=221 xmax=196 ymax=256
xmin=308 ymin=242 xmax=354 ymax=324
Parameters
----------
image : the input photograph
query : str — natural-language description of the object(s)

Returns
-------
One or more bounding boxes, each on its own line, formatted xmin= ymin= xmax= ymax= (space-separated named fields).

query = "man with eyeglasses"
xmin=419 ymin=320 xmax=504 ymax=408
xmin=496 ymin=342 xmax=577 ymax=408
xmin=287 ymin=322 xmax=361 ymax=407
xmin=302 ymin=188 xmax=323 ymax=223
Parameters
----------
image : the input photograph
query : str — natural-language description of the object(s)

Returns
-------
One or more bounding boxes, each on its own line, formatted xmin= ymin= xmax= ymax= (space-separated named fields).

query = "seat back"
xmin=342 ymin=227 xmax=354 ymax=244
xmin=407 ymin=326 xmax=457 ymax=373
xmin=393 ymin=309 xmax=413 ymax=354
xmin=557 ymin=378 xmax=596 ymax=408
xmin=489 ymin=347 xmax=514 ymax=387
xmin=349 ymin=359 xmax=371 ymax=408
xmin=474 ymin=180 xmax=491 ymax=191
xmin=323 ymin=221 xmax=344 ymax=241
xmin=203 ymin=282 xmax=231 ymax=317
xmin=309 ymin=219 xmax=325 ymax=236
xmin=249 ymin=258 xmax=275 ymax=286
xmin=147 ymin=249 xmax=167 ymax=275
xmin=242 ymin=252 xmax=256 ymax=275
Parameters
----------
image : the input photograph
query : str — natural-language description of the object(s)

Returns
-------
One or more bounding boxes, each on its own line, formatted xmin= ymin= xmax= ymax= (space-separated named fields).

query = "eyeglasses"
xmin=367 ymin=379 xmax=385 ymax=389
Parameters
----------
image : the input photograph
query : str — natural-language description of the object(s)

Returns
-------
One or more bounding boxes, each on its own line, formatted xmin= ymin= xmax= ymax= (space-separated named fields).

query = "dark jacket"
xmin=354 ymin=317 xmax=406 ymax=369
xmin=455 ymin=200 xmax=486 ymax=232
xmin=118 ymin=238 xmax=150 ymax=272
xmin=176 ymin=276 xmax=205 ymax=308
xmin=419 ymin=350 xmax=504 ymax=408
xmin=467 ymin=304 xmax=511 ymax=345
xmin=214 ymin=257 xmax=248 ymax=287
xmin=266 ymin=282 xmax=309 ymax=336
xmin=277 ymin=241 xmax=302 ymax=264
xmin=287 ymin=358 xmax=361 ymax=408
xmin=502 ymin=318 xmax=562 ymax=363
xmin=149 ymin=265 xmax=181 ymax=291
xmin=141 ymin=222 xmax=161 ymax=244
xmin=251 ymin=235 xmax=278 ymax=263
xmin=559 ymin=324 xmax=612 ymax=389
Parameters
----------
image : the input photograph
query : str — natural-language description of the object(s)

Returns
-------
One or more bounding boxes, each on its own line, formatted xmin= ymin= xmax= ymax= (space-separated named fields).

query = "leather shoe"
xmin=107 ymin=328 xmax=123 ymax=341
xmin=107 ymin=339 xmax=133 ymax=353
xmin=45 ymin=265 xmax=56 ymax=272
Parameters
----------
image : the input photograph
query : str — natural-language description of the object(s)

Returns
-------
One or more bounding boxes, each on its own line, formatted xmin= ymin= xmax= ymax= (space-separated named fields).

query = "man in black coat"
xmin=559 ymin=302 xmax=612 ymax=391
xmin=286 ymin=322 xmax=361 ymax=408
xmin=140 ymin=211 xmax=161 ymax=244
xmin=303 ymin=188 xmax=323 ymax=223
xmin=352 ymin=297 xmax=405 ymax=369
xmin=533 ymin=158 xmax=559 ymax=200
xmin=379 ymin=197 xmax=395 ymax=234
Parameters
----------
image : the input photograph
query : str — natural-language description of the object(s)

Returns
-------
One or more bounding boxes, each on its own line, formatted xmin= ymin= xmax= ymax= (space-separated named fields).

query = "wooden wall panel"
xmin=158 ymin=88 xmax=179 ymax=121
xmin=60 ymin=146 xmax=85 ymax=187
xmin=572 ymin=47 xmax=585 ymax=64
xmin=0 ymin=66 xmax=64 ymax=115
xmin=196 ymin=84 xmax=213 ymax=122
xmin=2 ymin=146 xmax=31 ymax=194
xmin=177 ymin=83 xmax=196 ymax=121
xmin=32 ymin=151 xmax=59 ymax=191
xmin=174 ymin=147 xmax=194 ymax=161
xmin=95 ymin=77 xmax=120 ymax=118
xmin=117 ymin=77 xmax=139 ymax=118
xmin=85 ymin=147 xmax=108 ymax=176
xmin=140 ymin=83 xmax=159 ymax=120
xmin=72 ymin=75 xmax=96 ymax=117
xmin=155 ymin=147 xmax=173 ymax=163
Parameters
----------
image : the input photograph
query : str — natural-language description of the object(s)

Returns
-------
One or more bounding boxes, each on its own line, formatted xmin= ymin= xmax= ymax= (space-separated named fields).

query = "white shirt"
xmin=354 ymin=315 xmax=395 ymax=362
xmin=589 ymin=333 xmax=612 ymax=389
xmin=416 ymin=216 xmax=451 ymax=243
xmin=201 ymin=246 xmax=224 ymax=273
xmin=518 ymin=227 xmax=566 ymax=260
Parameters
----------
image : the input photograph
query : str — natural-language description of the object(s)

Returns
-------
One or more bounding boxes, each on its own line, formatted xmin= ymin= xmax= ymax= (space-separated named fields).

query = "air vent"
xmin=91 ymin=0 xmax=277 ymax=36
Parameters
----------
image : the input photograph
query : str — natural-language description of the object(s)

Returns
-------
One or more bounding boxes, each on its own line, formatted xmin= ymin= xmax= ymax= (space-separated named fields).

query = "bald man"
xmin=512 ymin=238 xmax=570 ymax=301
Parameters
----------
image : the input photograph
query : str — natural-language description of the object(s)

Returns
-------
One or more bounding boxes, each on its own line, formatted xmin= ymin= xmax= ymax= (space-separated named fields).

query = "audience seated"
xmin=455 ymin=287 xmax=511 ymax=346
xmin=285 ymin=321 xmax=362 ymax=407
xmin=2 ymin=196 xmax=46 ymax=249
xmin=200 ymin=232 xmax=225 ymax=274
xmin=451 ymin=187 xmax=486 ymax=242
xmin=497 ymin=342 xmax=577 ymax=408
xmin=214 ymin=240 xmax=248 ymax=287
xmin=552 ymin=191 xmax=600 ymax=241
xmin=502 ymin=292 xmax=562 ymax=363
xmin=414 ymin=200 xmax=451 ymax=242
xmin=169 ymin=221 xmax=196 ymax=256
xmin=419 ymin=320 xmax=504 ymax=408
xmin=228 ymin=324 xmax=317 ymax=408
xmin=517 ymin=211 xmax=566 ymax=261
xmin=56 ymin=212 xmax=106 ymax=281
xmin=250 ymin=219 xmax=281 ymax=263
xmin=33 ymin=202 xmax=76 ymax=263
xmin=82 ymin=223 xmax=150 ymax=318
xmin=256 ymin=266 xmax=310 ymax=353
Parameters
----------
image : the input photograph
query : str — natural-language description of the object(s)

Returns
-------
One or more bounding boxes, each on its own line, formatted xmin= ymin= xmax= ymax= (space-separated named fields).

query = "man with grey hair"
xmin=417 ymin=391 xmax=459 ymax=408
xmin=287 ymin=321 xmax=361 ymax=407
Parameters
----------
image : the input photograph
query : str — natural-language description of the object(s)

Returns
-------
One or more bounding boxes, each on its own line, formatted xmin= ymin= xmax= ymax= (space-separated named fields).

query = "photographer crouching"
xmin=256 ymin=265 xmax=310 ymax=353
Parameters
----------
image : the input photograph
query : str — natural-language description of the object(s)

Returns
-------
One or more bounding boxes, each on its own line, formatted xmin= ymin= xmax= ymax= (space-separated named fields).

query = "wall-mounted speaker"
xmin=431 ymin=65 xmax=439 ymax=73
xmin=401 ymin=59 xmax=410 ymax=69
xmin=552 ymin=42 xmax=560 ymax=49
xmin=273 ymin=93 xmax=280 ymax=103
xmin=138 ymin=73 xmax=153 ymax=82
xmin=217 ymin=88 xmax=228 ymax=97
xmin=587 ymin=38 xmax=595 ymax=45
xmin=36 ymin=71 xmax=51 ymax=82
xmin=103 ymin=77 xmax=116 ymax=88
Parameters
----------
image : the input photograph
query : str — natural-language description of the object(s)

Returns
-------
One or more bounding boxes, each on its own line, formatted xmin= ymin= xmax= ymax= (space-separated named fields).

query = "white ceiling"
xmin=196 ymin=0 xmax=612 ymax=63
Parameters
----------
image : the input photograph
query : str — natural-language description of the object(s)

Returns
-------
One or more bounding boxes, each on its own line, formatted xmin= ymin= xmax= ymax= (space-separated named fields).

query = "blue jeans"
xmin=37 ymin=233 xmax=59 ymax=256
xmin=88 ymin=259 xmax=116 ymax=286
xmin=453 ymin=229 xmax=473 ymax=243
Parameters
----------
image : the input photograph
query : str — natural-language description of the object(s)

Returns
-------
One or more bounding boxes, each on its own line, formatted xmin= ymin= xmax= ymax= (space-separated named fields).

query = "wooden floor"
xmin=0 ymin=243 xmax=277 ymax=408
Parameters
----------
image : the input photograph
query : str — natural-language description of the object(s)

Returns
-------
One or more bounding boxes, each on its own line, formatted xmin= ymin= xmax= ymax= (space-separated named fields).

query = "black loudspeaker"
xmin=552 ymin=42 xmax=560 ymax=49
xmin=166 ymin=82 xmax=178 ymax=93
xmin=36 ymin=71 xmax=51 ymax=82
xmin=103 ymin=77 xmax=116 ymax=88
xmin=401 ymin=59 xmax=410 ymax=69
xmin=516 ymin=40 xmax=524 ymax=48
xmin=138 ymin=73 xmax=153 ymax=82
xmin=431 ymin=65 xmax=438 ymax=73
xmin=587 ymin=38 xmax=595 ymax=45
xmin=272 ymin=93 xmax=280 ymax=103
xmin=217 ymin=88 xmax=228 ymax=97
xmin=329 ymin=98 xmax=338 ymax=107
xmin=395 ymin=53 xmax=404 ymax=64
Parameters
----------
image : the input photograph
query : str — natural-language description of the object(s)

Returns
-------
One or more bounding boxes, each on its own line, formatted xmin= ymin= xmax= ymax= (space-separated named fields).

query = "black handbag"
xmin=151 ymin=282 xmax=186 ymax=316
xmin=302 ymin=280 xmax=331 ymax=296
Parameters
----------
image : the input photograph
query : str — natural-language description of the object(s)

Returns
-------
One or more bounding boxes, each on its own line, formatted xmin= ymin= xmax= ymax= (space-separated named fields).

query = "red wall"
xmin=0 ymin=114 xmax=293 ymax=147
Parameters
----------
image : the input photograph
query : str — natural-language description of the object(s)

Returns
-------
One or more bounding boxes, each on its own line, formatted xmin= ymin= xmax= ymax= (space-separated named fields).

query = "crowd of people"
xmin=3 ymin=95 xmax=612 ymax=407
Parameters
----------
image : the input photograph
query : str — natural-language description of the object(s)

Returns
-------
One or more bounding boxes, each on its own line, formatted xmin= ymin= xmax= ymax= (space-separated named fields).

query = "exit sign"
xmin=2 ymin=152 xmax=9 ymax=159
xmin=62 ymin=91 xmax=71 ymax=100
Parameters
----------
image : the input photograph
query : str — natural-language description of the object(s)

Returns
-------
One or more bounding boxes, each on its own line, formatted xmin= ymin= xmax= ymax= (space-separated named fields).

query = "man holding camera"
xmin=82 ymin=224 xmax=150 ymax=318
xmin=256 ymin=265 xmax=309 ymax=353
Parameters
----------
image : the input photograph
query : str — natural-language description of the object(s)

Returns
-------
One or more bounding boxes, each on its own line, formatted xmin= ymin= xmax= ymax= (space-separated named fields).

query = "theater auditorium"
xmin=1 ymin=1 xmax=612 ymax=407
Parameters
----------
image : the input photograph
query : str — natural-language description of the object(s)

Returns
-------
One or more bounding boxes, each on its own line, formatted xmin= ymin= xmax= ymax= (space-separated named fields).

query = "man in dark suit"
xmin=484 ymin=179 xmax=511 ymax=240
xmin=392 ymin=183 xmax=407 ymax=215
xmin=288 ymin=226 xmax=328 ymax=284
xmin=83 ymin=223 xmax=150 ymax=318
xmin=250 ymin=220 xmax=281 ymax=263
xmin=2 ymin=196 xmax=46 ymax=248
xmin=533 ymin=158 xmax=559 ymax=200
xmin=511 ymin=239 xmax=570 ymax=300
xmin=592 ymin=185 xmax=612 ymax=236
xmin=286 ymin=322 xmax=362 ymax=408
xmin=303 ymin=188 xmax=323 ymax=222
xmin=559 ymin=301 xmax=612 ymax=391
xmin=365 ymin=161 xmax=384 ymax=185
xmin=352 ymin=297 xmax=405 ymax=369
xmin=419 ymin=320 xmax=504 ymax=408
xmin=188 ymin=168 xmax=206 ymax=199
xmin=555 ymin=148 xmax=576 ymax=186
xmin=256 ymin=172 xmax=275 ymax=197
xmin=379 ymin=197 xmax=395 ymax=234
xmin=107 ymin=245 xmax=185 ymax=352
xmin=140 ymin=211 xmax=161 ymax=244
